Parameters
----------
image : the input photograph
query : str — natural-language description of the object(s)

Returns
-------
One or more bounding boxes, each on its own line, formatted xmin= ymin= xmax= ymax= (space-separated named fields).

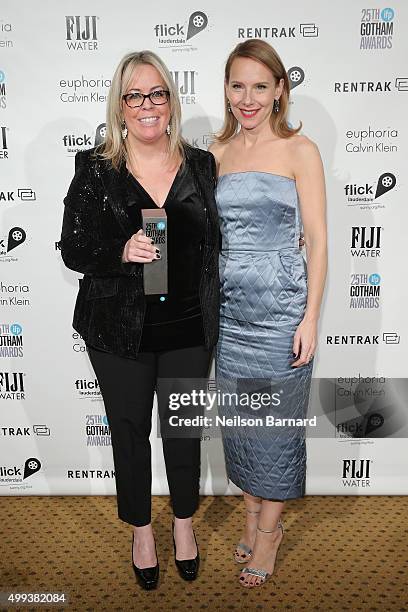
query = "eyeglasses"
xmin=122 ymin=90 xmax=170 ymax=108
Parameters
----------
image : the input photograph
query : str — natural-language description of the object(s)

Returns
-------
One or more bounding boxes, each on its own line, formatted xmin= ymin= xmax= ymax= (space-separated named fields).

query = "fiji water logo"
xmin=157 ymin=221 xmax=166 ymax=230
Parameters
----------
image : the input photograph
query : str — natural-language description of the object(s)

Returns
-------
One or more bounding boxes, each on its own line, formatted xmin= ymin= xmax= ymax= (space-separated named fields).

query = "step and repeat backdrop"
xmin=1 ymin=0 xmax=408 ymax=496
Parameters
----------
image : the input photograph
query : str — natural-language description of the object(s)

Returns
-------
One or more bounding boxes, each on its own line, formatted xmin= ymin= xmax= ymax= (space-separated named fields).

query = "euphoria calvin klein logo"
xmin=342 ymin=459 xmax=371 ymax=488
xmin=360 ymin=8 xmax=394 ymax=50
xmin=350 ymin=226 xmax=382 ymax=257
xmin=0 ymin=371 xmax=25 ymax=400
xmin=0 ymin=323 xmax=23 ymax=358
xmin=0 ymin=282 xmax=30 ymax=307
xmin=154 ymin=11 xmax=208 ymax=48
xmin=287 ymin=67 xmax=305 ymax=90
xmin=349 ymin=273 xmax=380 ymax=309
xmin=345 ymin=172 xmax=396 ymax=209
xmin=65 ymin=16 xmax=99 ymax=51
xmin=0 ymin=70 xmax=6 ymax=109
xmin=345 ymin=126 xmax=399 ymax=154
xmin=0 ymin=20 xmax=13 ymax=48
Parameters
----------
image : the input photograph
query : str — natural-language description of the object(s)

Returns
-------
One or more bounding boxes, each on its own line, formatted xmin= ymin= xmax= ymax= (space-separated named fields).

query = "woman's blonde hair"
xmin=216 ymin=39 xmax=301 ymax=142
xmin=98 ymin=50 xmax=184 ymax=169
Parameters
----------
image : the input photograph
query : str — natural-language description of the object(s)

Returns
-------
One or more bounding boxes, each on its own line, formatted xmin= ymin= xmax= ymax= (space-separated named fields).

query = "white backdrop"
xmin=1 ymin=0 xmax=408 ymax=496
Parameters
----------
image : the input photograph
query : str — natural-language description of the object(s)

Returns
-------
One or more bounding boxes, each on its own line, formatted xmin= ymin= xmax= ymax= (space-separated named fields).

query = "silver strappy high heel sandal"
xmin=239 ymin=520 xmax=284 ymax=586
xmin=234 ymin=508 xmax=261 ymax=564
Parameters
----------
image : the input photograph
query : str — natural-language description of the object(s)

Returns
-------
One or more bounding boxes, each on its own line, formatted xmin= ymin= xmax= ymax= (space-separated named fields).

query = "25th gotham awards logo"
xmin=0 ymin=70 xmax=6 ymax=109
xmin=360 ymin=7 xmax=394 ymax=50
xmin=85 ymin=414 xmax=111 ymax=447
xmin=237 ymin=22 xmax=318 ymax=39
xmin=0 ymin=323 xmax=23 ymax=358
xmin=65 ymin=16 xmax=99 ymax=51
xmin=154 ymin=11 xmax=209 ymax=50
xmin=349 ymin=273 xmax=381 ymax=309
xmin=344 ymin=172 xmax=396 ymax=210
xmin=0 ymin=227 xmax=27 ymax=262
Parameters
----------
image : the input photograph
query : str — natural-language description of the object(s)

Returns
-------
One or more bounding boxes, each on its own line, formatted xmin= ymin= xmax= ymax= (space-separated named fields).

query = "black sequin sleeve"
xmin=60 ymin=153 xmax=133 ymax=278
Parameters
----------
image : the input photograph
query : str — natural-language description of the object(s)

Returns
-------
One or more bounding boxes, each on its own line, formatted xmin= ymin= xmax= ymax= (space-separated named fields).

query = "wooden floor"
xmin=1 ymin=495 xmax=407 ymax=611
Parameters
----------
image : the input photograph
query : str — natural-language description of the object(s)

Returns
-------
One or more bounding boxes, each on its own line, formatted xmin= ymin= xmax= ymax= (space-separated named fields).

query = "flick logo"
xmin=8 ymin=227 xmax=26 ymax=252
xmin=154 ymin=11 xmax=208 ymax=48
xmin=287 ymin=67 xmax=305 ymax=90
xmin=94 ymin=123 xmax=106 ymax=146
xmin=0 ymin=227 xmax=26 ymax=258
xmin=186 ymin=12 xmax=207 ymax=40
xmin=344 ymin=172 xmax=396 ymax=209
xmin=24 ymin=457 xmax=41 ymax=479
xmin=375 ymin=172 xmax=396 ymax=198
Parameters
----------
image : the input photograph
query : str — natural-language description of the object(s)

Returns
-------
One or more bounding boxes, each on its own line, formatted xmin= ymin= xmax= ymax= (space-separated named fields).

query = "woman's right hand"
xmin=122 ymin=229 xmax=160 ymax=263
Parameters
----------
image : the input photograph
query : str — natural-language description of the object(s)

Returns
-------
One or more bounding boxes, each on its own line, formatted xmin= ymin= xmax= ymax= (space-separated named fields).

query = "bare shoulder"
xmin=288 ymin=133 xmax=319 ymax=156
xmin=208 ymin=139 xmax=228 ymax=158
xmin=208 ymin=139 xmax=230 ymax=172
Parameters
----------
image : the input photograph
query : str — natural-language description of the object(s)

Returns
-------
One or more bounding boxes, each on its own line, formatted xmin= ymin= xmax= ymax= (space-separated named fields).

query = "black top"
xmin=122 ymin=161 xmax=206 ymax=352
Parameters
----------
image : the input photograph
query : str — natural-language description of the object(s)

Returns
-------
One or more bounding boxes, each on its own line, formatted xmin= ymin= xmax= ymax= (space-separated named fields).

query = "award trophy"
xmin=141 ymin=209 xmax=168 ymax=296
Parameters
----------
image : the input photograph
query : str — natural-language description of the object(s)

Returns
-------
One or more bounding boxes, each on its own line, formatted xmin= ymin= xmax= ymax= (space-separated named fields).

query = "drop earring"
xmin=121 ymin=120 xmax=128 ymax=139
xmin=227 ymin=101 xmax=232 ymax=113
xmin=273 ymin=98 xmax=280 ymax=113
xmin=166 ymin=123 xmax=171 ymax=135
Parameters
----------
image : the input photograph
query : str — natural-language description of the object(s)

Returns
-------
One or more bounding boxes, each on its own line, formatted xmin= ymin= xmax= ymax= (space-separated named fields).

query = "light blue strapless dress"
xmin=215 ymin=172 xmax=313 ymax=500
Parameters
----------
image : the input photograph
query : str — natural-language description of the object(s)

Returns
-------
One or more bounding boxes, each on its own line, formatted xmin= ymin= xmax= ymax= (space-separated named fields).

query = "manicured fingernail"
xmin=156 ymin=254 xmax=161 ymax=259
xmin=151 ymin=240 xmax=154 ymax=244
xmin=155 ymin=249 xmax=160 ymax=254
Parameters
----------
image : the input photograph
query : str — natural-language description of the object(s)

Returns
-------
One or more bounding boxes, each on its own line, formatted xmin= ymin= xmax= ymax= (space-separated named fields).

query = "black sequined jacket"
xmin=60 ymin=144 xmax=220 ymax=358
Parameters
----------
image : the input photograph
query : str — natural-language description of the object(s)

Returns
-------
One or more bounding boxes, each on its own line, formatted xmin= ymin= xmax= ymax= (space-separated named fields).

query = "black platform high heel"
xmin=131 ymin=532 xmax=159 ymax=590
xmin=172 ymin=521 xmax=200 ymax=581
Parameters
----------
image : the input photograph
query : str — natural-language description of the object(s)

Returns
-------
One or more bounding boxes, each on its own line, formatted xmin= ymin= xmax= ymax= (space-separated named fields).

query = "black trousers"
xmin=87 ymin=344 xmax=212 ymax=527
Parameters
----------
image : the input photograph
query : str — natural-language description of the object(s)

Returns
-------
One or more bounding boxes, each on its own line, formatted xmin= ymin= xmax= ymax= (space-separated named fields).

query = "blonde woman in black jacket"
xmin=60 ymin=50 xmax=219 ymax=590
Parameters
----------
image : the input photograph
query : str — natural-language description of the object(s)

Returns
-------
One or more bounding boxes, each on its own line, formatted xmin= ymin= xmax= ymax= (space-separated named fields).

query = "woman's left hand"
xmin=291 ymin=317 xmax=317 ymax=367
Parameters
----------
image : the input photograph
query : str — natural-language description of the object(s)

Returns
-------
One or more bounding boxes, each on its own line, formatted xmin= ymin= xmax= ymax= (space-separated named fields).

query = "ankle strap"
xmin=257 ymin=520 xmax=284 ymax=534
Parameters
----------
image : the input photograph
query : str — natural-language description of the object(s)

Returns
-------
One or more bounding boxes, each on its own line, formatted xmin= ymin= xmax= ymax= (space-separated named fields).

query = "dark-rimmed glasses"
xmin=122 ymin=90 xmax=170 ymax=108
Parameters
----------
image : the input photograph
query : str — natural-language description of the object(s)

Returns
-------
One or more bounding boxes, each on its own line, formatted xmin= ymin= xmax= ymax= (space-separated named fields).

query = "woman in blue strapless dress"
xmin=210 ymin=40 xmax=327 ymax=588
